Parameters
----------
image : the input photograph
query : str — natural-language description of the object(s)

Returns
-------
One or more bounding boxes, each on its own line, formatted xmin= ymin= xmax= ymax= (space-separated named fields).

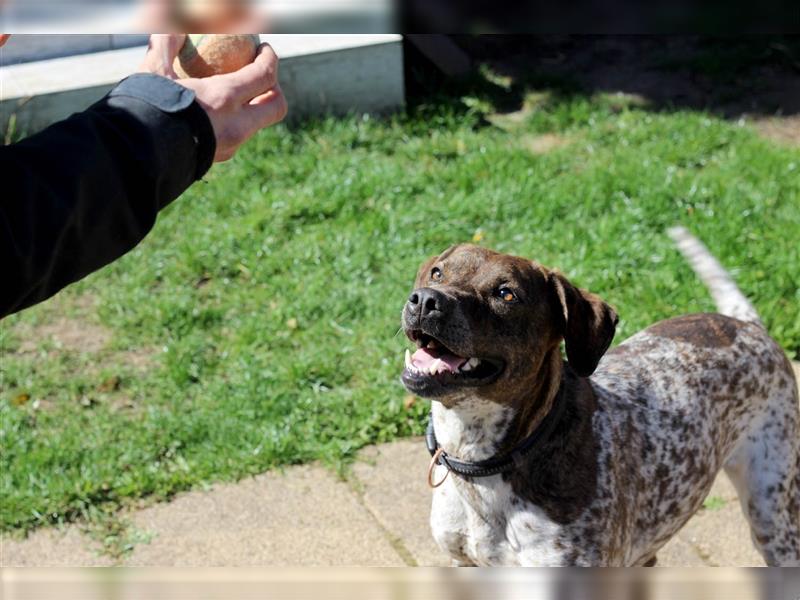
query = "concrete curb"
xmin=1 ymin=34 xmax=404 ymax=136
xmin=0 ymin=34 xmax=149 ymax=65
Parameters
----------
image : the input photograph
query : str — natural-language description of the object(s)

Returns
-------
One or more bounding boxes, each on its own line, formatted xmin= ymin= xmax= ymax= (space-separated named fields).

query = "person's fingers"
xmin=154 ymin=34 xmax=186 ymax=65
xmin=220 ymin=43 xmax=279 ymax=104
xmin=212 ymin=86 xmax=286 ymax=162
xmin=245 ymin=85 xmax=288 ymax=129
xmin=248 ymin=85 xmax=282 ymax=106
xmin=139 ymin=34 xmax=186 ymax=79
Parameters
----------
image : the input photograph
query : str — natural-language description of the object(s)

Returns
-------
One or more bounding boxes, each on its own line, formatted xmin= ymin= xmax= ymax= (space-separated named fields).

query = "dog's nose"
xmin=408 ymin=287 xmax=447 ymax=317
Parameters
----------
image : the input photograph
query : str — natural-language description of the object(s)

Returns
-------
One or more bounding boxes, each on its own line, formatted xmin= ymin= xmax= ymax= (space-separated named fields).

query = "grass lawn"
xmin=2 ymin=72 xmax=799 ymax=539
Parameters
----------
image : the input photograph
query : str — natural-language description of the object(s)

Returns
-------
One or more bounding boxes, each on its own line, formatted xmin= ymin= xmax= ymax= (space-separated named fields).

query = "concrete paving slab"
xmin=1 ymin=527 xmax=113 ymax=567
xmin=656 ymin=534 xmax=708 ymax=566
xmin=352 ymin=438 xmax=450 ymax=566
xmin=123 ymin=464 xmax=405 ymax=567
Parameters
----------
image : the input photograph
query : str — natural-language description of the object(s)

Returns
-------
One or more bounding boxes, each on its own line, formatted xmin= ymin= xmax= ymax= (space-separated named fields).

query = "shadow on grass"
xmin=405 ymin=35 xmax=800 ymax=127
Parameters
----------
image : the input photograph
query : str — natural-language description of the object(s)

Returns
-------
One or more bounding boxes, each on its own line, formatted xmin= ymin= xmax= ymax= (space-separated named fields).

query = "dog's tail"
xmin=667 ymin=226 xmax=763 ymax=326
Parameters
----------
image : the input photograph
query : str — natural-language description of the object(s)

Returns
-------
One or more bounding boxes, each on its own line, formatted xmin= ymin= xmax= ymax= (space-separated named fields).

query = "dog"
xmin=400 ymin=228 xmax=799 ymax=566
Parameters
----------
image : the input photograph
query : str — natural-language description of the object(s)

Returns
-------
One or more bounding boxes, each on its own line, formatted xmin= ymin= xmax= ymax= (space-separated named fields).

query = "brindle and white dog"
xmin=400 ymin=228 xmax=799 ymax=566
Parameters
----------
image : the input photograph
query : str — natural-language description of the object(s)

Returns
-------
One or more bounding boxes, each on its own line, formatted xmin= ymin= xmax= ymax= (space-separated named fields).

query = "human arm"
xmin=0 ymin=36 xmax=285 ymax=318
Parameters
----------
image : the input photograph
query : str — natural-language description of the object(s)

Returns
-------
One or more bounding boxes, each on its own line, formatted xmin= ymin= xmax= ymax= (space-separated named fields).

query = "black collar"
xmin=425 ymin=388 xmax=567 ymax=479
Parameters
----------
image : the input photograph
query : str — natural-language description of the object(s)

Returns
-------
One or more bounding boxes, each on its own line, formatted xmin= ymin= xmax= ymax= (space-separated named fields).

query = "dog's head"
xmin=401 ymin=244 xmax=618 ymax=405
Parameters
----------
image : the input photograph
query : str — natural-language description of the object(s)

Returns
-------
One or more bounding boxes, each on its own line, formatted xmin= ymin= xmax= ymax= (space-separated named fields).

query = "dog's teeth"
xmin=404 ymin=349 xmax=412 ymax=368
xmin=430 ymin=359 xmax=444 ymax=375
xmin=461 ymin=358 xmax=481 ymax=372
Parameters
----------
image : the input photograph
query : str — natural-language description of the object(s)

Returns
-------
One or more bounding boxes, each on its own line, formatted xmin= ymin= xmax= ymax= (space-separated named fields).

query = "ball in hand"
xmin=174 ymin=34 xmax=261 ymax=78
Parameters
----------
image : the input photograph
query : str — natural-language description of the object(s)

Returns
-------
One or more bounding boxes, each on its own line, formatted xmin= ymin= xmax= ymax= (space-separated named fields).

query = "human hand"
xmin=139 ymin=34 xmax=287 ymax=162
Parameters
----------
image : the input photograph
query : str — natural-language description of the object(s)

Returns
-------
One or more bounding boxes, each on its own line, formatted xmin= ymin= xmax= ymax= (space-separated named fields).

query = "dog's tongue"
xmin=411 ymin=347 xmax=467 ymax=373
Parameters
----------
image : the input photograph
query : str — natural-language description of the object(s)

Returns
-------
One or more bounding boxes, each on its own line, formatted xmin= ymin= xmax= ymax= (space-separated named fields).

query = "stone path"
xmin=3 ymin=364 xmax=798 ymax=567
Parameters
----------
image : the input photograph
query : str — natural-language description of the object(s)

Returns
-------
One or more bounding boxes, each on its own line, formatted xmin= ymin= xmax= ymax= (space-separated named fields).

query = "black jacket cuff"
xmin=106 ymin=73 xmax=216 ymax=190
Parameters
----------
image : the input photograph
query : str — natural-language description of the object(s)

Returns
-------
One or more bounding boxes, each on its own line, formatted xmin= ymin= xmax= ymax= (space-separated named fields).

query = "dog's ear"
xmin=547 ymin=271 xmax=618 ymax=377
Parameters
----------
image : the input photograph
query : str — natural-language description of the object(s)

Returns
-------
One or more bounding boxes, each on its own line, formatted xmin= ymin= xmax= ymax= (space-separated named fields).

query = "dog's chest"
xmin=431 ymin=471 xmax=566 ymax=566
xmin=429 ymin=398 xmax=567 ymax=566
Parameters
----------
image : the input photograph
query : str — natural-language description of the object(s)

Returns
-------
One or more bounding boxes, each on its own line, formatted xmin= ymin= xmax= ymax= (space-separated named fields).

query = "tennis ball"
xmin=173 ymin=34 xmax=261 ymax=79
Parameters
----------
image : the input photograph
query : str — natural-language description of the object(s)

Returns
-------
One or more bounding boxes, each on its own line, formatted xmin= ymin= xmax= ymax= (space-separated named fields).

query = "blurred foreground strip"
xmin=2 ymin=568 xmax=799 ymax=600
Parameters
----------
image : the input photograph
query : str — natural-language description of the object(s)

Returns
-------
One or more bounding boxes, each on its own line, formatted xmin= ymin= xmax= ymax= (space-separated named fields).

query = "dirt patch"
xmin=112 ymin=346 xmax=158 ymax=373
xmin=11 ymin=293 xmax=110 ymax=355
xmin=752 ymin=115 xmax=800 ymax=147
xmin=11 ymin=291 xmax=158 ymax=371
xmin=487 ymin=106 xmax=533 ymax=129
xmin=108 ymin=393 xmax=138 ymax=412
xmin=16 ymin=318 xmax=112 ymax=354
xmin=521 ymin=133 xmax=571 ymax=154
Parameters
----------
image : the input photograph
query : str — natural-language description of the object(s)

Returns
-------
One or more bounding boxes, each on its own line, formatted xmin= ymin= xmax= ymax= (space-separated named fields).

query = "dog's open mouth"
xmin=402 ymin=331 xmax=504 ymax=395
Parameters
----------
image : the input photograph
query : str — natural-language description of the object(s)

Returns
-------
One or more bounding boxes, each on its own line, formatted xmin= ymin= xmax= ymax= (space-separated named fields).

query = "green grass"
xmin=702 ymin=496 xmax=727 ymax=511
xmin=1 ymin=76 xmax=799 ymax=535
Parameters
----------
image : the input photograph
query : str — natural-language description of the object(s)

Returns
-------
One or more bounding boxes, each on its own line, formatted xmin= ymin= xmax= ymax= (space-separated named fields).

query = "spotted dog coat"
xmin=401 ymin=230 xmax=800 ymax=566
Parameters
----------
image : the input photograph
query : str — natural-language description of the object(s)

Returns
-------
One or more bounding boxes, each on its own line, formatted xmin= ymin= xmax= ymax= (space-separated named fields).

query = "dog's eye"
xmin=497 ymin=287 xmax=516 ymax=302
xmin=431 ymin=267 xmax=443 ymax=281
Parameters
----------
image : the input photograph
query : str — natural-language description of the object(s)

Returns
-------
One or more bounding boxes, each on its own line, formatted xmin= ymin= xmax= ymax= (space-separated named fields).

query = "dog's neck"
xmin=431 ymin=396 xmax=515 ymax=462
xmin=430 ymin=350 xmax=600 ymax=525
xmin=431 ymin=351 xmax=564 ymax=462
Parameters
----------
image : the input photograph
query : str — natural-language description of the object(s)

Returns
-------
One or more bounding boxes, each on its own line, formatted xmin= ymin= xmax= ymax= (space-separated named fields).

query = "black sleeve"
xmin=0 ymin=73 xmax=216 ymax=319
